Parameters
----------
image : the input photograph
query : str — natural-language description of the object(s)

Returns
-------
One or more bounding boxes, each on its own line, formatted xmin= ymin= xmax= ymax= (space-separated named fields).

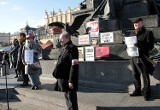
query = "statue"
xmin=91 ymin=0 xmax=160 ymax=20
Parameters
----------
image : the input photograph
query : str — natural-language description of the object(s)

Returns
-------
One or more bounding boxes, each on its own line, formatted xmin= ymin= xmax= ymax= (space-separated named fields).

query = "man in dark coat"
xmin=129 ymin=18 xmax=155 ymax=101
xmin=10 ymin=39 xmax=19 ymax=78
xmin=53 ymin=31 xmax=79 ymax=110
xmin=16 ymin=33 xmax=29 ymax=86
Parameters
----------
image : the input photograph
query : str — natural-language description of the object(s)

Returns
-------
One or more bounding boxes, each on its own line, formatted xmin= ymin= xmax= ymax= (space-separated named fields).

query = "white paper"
xmin=100 ymin=32 xmax=114 ymax=43
xmin=85 ymin=46 xmax=95 ymax=61
xmin=25 ymin=50 xmax=34 ymax=64
xmin=127 ymin=47 xmax=139 ymax=57
xmin=125 ymin=36 xmax=137 ymax=48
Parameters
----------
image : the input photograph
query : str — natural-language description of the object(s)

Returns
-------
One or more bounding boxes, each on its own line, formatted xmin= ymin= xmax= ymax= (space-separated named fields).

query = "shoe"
xmin=34 ymin=86 xmax=39 ymax=90
xmin=129 ymin=90 xmax=141 ymax=96
xmin=15 ymin=75 xmax=18 ymax=78
xmin=144 ymin=95 xmax=150 ymax=101
xmin=31 ymin=86 xmax=35 ymax=90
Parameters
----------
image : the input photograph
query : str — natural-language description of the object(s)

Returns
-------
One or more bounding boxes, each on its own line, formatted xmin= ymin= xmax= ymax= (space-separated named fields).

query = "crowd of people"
xmin=1 ymin=32 xmax=42 ymax=90
xmin=0 ymin=17 xmax=156 ymax=109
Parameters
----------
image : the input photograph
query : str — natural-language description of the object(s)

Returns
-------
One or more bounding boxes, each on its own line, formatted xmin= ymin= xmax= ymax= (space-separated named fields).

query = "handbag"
xmin=31 ymin=62 xmax=41 ymax=71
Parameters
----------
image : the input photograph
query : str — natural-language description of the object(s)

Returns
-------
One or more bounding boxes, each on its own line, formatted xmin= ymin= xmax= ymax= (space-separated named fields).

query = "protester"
xmin=17 ymin=32 xmax=29 ymax=86
xmin=52 ymin=31 xmax=79 ymax=110
xmin=10 ymin=39 xmax=20 ymax=78
xmin=129 ymin=18 xmax=155 ymax=101
xmin=22 ymin=33 xmax=42 ymax=90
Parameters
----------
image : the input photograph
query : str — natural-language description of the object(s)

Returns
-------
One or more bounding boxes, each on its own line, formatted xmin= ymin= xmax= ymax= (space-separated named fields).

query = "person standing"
xmin=16 ymin=33 xmax=29 ymax=86
xmin=10 ymin=39 xmax=20 ymax=78
xmin=22 ymin=33 xmax=41 ymax=90
xmin=52 ymin=31 xmax=79 ymax=110
xmin=129 ymin=18 xmax=155 ymax=101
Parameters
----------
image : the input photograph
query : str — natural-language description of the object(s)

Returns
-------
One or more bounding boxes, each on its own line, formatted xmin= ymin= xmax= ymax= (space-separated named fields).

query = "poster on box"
xmin=95 ymin=47 xmax=110 ymax=59
xmin=86 ymin=20 xmax=99 ymax=38
xmin=100 ymin=32 xmax=114 ymax=44
xmin=89 ymin=32 xmax=99 ymax=38
xmin=78 ymin=34 xmax=90 ymax=45
xmin=78 ymin=47 xmax=85 ymax=61
xmin=85 ymin=46 xmax=95 ymax=61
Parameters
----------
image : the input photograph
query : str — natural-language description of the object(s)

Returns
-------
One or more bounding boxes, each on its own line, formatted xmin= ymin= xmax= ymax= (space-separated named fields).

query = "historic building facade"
xmin=0 ymin=32 xmax=11 ymax=46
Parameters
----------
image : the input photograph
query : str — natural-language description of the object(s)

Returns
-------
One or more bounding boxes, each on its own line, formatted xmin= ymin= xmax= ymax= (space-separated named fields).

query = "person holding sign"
xmin=129 ymin=18 xmax=155 ymax=101
xmin=52 ymin=31 xmax=79 ymax=110
xmin=22 ymin=33 xmax=42 ymax=90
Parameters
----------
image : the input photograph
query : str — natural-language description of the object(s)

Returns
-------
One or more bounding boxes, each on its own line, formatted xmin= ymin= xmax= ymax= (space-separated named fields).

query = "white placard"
xmin=100 ymin=32 xmax=114 ymax=43
xmin=127 ymin=47 xmax=139 ymax=57
xmin=125 ymin=36 xmax=137 ymax=48
xmin=78 ymin=35 xmax=90 ymax=45
xmin=85 ymin=46 xmax=95 ymax=61
xmin=25 ymin=50 xmax=34 ymax=64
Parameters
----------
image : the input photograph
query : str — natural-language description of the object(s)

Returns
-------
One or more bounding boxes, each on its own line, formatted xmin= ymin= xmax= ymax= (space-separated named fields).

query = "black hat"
xmin=132 ymin=18 xmax=143 ymax=23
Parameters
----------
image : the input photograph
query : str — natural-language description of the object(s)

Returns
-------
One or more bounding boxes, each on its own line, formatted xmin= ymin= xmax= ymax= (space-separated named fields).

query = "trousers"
xmin=64 ymin=91 xmax=78 ymax=110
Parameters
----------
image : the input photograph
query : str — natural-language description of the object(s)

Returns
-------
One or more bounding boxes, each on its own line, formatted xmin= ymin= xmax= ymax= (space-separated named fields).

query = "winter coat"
xmin=53 ymin=41 xmax=79 ymax=92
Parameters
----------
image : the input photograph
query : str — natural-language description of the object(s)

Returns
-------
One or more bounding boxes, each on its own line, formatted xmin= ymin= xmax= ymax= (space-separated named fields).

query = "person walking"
xmin=52 ymin=31 xmax=79 ymax=110
xmin=10 ymin=39 xmax=20 ymax=78
xmin=16 ymin=33 xmax=29 ymax=86
xmin=22 ymin=33 xmax=42 ymax=90
xmin=129 ymin=18 xmax=155 ymax=101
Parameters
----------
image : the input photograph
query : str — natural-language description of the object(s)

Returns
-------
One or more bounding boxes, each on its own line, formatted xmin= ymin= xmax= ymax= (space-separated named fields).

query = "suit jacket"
xmin=53 ymin=41 xmax=79 ymax=92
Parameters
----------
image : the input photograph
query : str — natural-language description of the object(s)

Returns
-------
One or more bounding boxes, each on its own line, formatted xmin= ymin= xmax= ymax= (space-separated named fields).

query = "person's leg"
xmin=21 ymin=68 xmax=29 ymax=86
xmin=33 ymin=73 xmax=41 ymax=90
xmin=130 ymin=58 xmax=142 ymax=96
xmin=64 ymin=91 xmax=78 ymax=110
xmin=141 ymin=63 xmax=151 ymax=101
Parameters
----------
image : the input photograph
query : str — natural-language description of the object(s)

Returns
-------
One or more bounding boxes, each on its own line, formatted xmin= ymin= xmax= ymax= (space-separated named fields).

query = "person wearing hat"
xmin=16 ymin=32 xmax=29 ymax=86
xmin=22 ymin=33 xmax=42 ymax=90
xmin=129 ymin=18 xmax=155 ymax=101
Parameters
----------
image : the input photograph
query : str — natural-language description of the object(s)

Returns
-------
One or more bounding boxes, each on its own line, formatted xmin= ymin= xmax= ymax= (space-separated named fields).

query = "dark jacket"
xmin=136 ymin=27 xmax=154 ymax=57
xmin=53 ymin=41 xmax=79 ymax=92
xmin=16 ymin=43 xmax=25 ymax=71
xmin=131 ymin=27 xmax=155 ymax=74
xmin=10 ymin=44 xmax=19 ymax=62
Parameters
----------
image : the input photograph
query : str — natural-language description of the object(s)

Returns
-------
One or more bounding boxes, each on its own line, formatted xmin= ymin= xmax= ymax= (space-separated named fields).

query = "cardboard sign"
xmin=85 ymin=46 xmax=95 ymax=61
xmin=78 ymin=47 xmax=85 ymax=61
xmin=78 ymin=34 xmax=90 ymax=45
xmin=125 ymin=36 xmax=137 ymax=48
xmin=25 ymin=50 xmax=34 ymax=64
xmin=100 ymin=32 xmax=114 ymax=43
xmin=86 ymin=20 xmax=99 ymax=38
xmin=86 ymin=20 xmax=99 ymax=32
xmin=95 ymin=47 xmax=110 ymax=58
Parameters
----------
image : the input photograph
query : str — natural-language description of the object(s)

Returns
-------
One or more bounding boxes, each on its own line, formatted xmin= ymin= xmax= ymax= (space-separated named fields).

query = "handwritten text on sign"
xmin=100 ymin=32 xmax=114 ymax=43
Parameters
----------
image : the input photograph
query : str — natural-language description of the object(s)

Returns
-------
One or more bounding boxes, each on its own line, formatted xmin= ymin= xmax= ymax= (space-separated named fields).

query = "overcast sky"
xmin=0 ymin=0 xmax=82 ymax=34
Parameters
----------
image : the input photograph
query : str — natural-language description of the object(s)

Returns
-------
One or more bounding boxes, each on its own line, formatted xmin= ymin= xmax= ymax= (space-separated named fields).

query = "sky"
xmin=0 ymin=0 xmax=82 ymax=34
